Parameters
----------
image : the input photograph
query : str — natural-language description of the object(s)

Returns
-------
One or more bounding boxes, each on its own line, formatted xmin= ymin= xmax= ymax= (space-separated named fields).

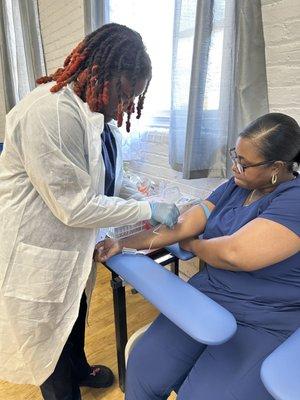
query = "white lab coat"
xmin=0 ymin=83 xmax=151 ymax=385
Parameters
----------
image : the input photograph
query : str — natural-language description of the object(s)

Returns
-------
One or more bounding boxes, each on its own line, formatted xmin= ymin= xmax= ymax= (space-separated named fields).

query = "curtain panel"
xmin=83 ymin=0 xmax=108 ymax=35
xmin=0 ymin=0 xmax=45 ymax=109
xmin=169 ymin=0 xmax=269 ymax=179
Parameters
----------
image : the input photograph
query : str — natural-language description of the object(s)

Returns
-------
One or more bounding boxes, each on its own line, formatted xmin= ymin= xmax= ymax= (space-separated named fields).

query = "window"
xmin=108 ymin=0 xmax=175 ymax=127
xmin=108 ymin=0 xmax=225 ymax=131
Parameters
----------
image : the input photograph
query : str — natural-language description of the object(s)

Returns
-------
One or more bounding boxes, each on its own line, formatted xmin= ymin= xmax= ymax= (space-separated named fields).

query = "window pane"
xmin=108 ymin=0 xmax=175 ymax=122
xmin=204 ymin=0 xmax=225 ymax=110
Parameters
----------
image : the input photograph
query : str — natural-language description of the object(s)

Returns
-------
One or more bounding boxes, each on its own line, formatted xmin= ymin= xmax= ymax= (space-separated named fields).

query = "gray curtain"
xmin=0 ymin=2 xmax=15 ymax=112
xmin=169 ymin=0 xmax=269 ymax=179
xmin=0 ymin=0 xmax=45 ymax=108
xmin=18 ymin=0 xmax=46 ymax=88
xmin=83 ymin=0 xmax=109 ymax=35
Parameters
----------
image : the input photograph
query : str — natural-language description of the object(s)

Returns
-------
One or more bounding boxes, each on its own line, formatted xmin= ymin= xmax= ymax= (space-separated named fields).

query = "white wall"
xmin=37 ymin=0 xmax=84 ymax=75
xmin=262 ymin=0 xmax=300 ymax=122
xmin=0 ymin=0 xmax=85 ymax=142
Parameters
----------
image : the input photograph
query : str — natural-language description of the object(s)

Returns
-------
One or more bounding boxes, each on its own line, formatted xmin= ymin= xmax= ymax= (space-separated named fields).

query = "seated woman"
xmin=95 ymin=113 xmax=300 ymax=400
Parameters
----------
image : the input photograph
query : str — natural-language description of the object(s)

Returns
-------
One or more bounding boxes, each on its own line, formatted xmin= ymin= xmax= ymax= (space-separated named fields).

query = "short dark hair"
xmin=36 ymin=23 xmax=152 ymax=132
xmin=240 ymin=113 xmax=300 ymax=172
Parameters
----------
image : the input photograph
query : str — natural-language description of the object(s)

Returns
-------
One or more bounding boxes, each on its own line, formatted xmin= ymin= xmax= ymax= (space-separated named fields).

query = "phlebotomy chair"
xmin=107 ymin=243 xmax=300 ymax=399
xmin=123 ymin=242 xmax=209 ymax=365
xmin=260 ymin=327 xmax=300 ymax=400
xmin=165 ymin=244 xmax=300 ymax=400
xmin=106 ymin=244 xmax=237 ymax=346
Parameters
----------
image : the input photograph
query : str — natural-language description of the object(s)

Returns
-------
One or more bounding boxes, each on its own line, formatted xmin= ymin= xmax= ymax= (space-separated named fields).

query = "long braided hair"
xmin=36 ymin=23 xmax=152 ymax=132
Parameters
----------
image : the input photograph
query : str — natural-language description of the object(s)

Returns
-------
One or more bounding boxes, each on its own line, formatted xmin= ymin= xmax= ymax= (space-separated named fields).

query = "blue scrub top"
xmin=193 ymin=174 xmax=300 ymax=338
xmin=101 ymin=124 xmax=117 ymax=196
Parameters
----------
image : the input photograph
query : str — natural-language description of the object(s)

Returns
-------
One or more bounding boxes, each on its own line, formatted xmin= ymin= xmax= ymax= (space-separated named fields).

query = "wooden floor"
xmin=0 ymin=265 xmax=177 ymax=400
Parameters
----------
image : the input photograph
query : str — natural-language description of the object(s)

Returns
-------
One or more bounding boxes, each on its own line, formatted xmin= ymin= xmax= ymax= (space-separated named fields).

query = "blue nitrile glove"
xmin=150 ymin=202 xmax=180 ymax=229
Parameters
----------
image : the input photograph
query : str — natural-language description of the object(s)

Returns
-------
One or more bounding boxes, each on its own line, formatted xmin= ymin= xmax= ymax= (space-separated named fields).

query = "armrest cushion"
xmin=261 ymin=327 xmax=300 ymax=400
xmin=106 ymin=253 xmax=237 ymax=345
xmin=164 ymin=243 xmax=194 ymax=261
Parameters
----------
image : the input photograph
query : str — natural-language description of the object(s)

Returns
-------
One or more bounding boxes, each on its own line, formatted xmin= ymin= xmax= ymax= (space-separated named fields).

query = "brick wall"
xmin=37 ymin=0 xmax=84 ymax=75
xmin=0 ymin=0 xmax=85 ymax=141
xmin=262 ymin=0 xmax=300 ymax=121
xmin=125 ymin=128 xmax=226 ymax=199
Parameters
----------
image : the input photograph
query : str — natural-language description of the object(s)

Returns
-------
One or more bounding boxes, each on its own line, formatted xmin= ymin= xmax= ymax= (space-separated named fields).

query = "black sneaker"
xmin=79 ymin=365 xmax=114 ymax=388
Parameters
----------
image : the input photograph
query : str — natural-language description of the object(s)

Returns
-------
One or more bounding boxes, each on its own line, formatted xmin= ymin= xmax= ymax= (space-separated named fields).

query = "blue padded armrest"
xmin=164 ymin=243 xmax=194 ymax=261
xmin=260 ymin=327 xmax=300 ymax=400
xmin=106 ymin=253 xmax=237 ymax=345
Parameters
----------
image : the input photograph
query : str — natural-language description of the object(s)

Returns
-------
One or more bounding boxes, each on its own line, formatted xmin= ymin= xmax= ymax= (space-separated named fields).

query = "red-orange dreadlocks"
xmin=36 ymin=23 xmax=152 ymax=132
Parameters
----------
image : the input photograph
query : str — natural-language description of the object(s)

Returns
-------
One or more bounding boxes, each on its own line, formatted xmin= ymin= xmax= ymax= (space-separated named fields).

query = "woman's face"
xmin=103 ymin=75 xmax=148 ymax=123
xmin=231 ymin=137 xmax=277 ymax=190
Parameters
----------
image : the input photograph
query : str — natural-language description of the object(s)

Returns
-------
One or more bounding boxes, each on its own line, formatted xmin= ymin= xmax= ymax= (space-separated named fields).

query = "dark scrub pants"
xmin=125 ymin=309 xmax=282 ymax=399
xmin=40 ymin=293 xmax=91 ymax=400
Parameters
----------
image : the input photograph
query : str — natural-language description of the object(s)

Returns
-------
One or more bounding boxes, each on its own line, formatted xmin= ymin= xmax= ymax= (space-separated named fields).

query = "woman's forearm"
xmin=118 ymin=203 xmax=214 ymax=252
xmin=120 ymin=221 xmax=194 ymax=251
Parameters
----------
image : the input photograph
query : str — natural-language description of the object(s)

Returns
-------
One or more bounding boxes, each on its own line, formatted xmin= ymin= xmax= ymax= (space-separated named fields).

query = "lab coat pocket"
xmin=4 ymin=242 xmax=79 ymax=303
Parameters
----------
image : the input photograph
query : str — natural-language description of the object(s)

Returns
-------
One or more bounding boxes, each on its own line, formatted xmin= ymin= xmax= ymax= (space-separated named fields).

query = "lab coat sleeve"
xmin=19 ymin=96 xmax=151 ymax=229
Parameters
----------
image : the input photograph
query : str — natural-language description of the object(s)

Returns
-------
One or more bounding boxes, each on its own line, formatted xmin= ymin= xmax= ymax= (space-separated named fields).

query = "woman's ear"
xmin=272 ymin=160 xmax=285 ymax=174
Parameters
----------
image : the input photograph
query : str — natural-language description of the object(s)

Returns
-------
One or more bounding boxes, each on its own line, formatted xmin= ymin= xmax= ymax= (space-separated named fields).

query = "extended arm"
xmin=122 ymin=201 xmax=214 ymax=249
xmin=95 ymin=201 xmax=215 ymax=262
xmin=21 ymin=100 xmax=151 ymax=229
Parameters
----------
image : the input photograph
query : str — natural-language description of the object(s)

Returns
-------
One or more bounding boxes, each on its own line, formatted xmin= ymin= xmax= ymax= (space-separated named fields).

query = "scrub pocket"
xmin=4 ymin=242 xmax=79 ymax=303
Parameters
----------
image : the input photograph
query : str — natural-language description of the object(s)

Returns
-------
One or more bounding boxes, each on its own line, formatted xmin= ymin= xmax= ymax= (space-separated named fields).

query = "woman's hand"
xmin=94 ymin=238 xmax=123 ymax=263
xmin=179 ymin=238 xmax=196 ymax=253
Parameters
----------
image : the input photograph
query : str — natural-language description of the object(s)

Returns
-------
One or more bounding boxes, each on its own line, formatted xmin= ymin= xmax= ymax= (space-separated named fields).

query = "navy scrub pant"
xmin=125 ymin=314 xmax=282 ymax=400
xmin=40 ymin=293 xmax=91 ymax=400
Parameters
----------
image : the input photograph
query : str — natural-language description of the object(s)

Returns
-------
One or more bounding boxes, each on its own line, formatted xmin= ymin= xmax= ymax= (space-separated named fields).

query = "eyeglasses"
xmin=229 ymin=148 xmax=275 ymax=174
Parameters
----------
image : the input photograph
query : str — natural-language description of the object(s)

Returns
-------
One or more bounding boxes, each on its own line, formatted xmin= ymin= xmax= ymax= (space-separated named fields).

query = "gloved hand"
xmin=150 ymin=202 xmax=180 ymax=229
